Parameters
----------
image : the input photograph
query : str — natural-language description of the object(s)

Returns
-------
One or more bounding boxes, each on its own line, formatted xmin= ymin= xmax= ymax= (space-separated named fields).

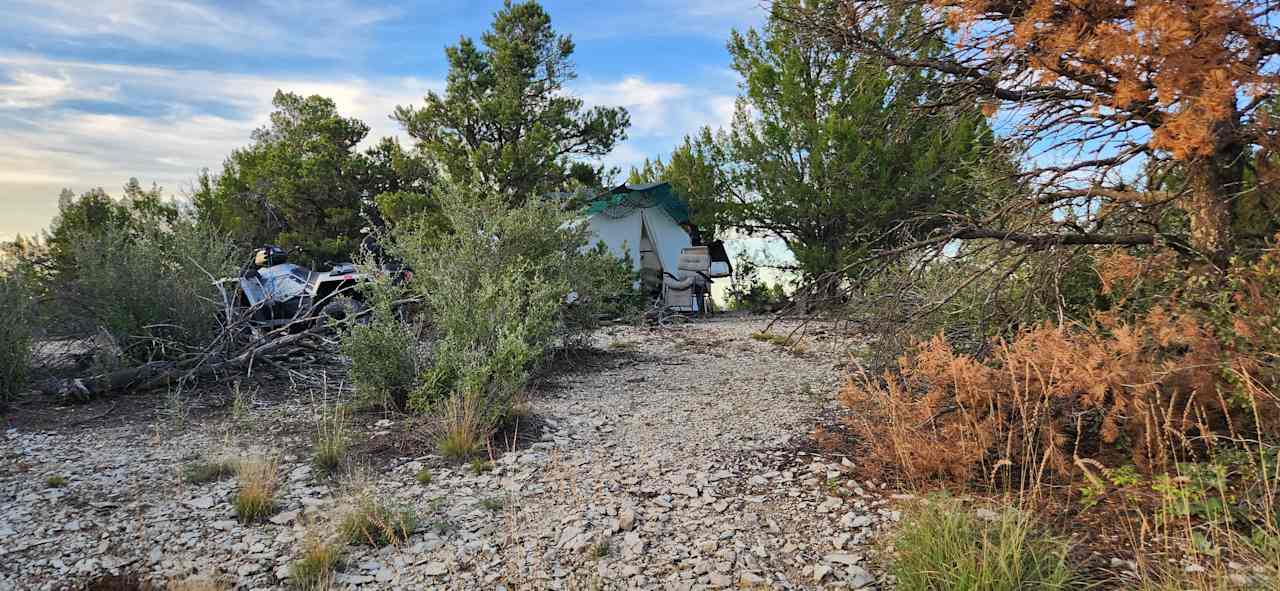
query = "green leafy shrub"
xmin=891 ymin=496 xmax=1077 ymax=591
xmin=0 ymin=272 xmax=35 ymax=405
xmin=388 ymin=183 xmax=638 ymax=429
xmin=339 ymin=271 xmax=419 ymax=408
xmin=48 ymin=213 xmax=239 ymax=364
xmin=725 ymin=256 xmax=788 ymax=313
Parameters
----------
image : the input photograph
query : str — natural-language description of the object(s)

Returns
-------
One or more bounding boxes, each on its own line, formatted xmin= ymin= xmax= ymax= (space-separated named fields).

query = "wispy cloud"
xmin=0 ymin=56 xmax=439 ymax=235
xmin=577 ymin=75 xmax=735 ymax=171
xmin=6 ymin=0 xmax=398 ymax=57
xmin=0 ymin=1 xmax=754 ymax=239
xmin=564 ymin=0 xmax=767 ymax=40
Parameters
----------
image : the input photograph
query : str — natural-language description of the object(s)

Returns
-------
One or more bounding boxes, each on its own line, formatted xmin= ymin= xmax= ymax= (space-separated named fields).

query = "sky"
xmin=0 ymin=0 xmax=769 ymax=243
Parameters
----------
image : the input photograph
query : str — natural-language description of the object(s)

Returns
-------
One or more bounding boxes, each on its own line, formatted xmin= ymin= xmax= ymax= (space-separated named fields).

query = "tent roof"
xmin=585 ymin=182 xmax=691 ymax=224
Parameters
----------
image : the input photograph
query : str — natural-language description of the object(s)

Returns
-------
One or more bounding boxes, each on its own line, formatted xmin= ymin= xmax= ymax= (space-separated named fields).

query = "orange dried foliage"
xmin=843 ymin=243 xmax=1280 ymax=486
xmin=931 ymin=0 xmax=1279 ymax=160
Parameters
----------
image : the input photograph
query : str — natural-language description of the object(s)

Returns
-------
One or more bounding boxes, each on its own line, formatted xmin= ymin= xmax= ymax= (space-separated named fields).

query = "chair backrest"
xmin=677 ymin=246 xmax=710 ymax=273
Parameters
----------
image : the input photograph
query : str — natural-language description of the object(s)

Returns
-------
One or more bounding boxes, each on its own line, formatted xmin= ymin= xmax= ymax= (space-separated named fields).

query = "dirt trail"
xmin=1 ymin=317 xmax=893 ymax=590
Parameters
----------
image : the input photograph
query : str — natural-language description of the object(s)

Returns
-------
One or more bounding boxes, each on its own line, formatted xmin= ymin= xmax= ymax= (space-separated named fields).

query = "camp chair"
xmin=662 ymin=247 xmax=712 ymax=315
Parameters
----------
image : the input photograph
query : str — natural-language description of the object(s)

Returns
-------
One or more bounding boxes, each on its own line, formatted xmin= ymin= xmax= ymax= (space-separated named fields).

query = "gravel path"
xmin=1 ymin=316 xmax=893 ymax=590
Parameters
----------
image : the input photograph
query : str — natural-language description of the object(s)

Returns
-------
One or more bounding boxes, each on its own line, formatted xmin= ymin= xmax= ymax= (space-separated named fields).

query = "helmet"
xmin=252 ymin=245 xmax=287 ymax=267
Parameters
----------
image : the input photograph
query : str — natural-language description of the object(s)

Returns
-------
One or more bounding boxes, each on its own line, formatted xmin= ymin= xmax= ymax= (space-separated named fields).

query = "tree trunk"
xmin=1183 ymin=115 xmax=1244 ymax=268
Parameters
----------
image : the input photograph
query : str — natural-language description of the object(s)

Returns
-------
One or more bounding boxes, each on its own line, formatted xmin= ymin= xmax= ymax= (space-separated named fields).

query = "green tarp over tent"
xmin=585 ymin=182 xmax=691 ymax=224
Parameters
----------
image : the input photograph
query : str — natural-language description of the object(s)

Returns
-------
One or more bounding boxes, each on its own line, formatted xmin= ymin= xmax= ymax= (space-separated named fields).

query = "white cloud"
xmin=0 ymin=69 xmax=119 ymax=109
xmin=0 ymin=59 xmax=741 ymax=239
xmin=8 ymin=0 xmax=396 ymax=57
xmin=0 ymin=56 xmax=439 ymax=237
xmin=576 ymin=75 xmax=736 ymax=173
xmin=566 ymin=0 xmax=767 ymax=40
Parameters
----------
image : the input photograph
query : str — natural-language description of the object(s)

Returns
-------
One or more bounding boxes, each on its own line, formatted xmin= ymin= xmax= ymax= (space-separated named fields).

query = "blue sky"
xmin=0 ymin=0 xmax=768 ymax=241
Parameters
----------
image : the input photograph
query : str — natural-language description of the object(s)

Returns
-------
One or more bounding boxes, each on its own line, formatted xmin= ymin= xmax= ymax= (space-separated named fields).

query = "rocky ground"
xmin=1 ymin=316 xmax=895 ymax=590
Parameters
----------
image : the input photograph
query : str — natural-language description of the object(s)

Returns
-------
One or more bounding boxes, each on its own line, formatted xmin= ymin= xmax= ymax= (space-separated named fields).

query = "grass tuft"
xmin=479 ymin=496 xmax=505 ymax=512
xmin=436 ymin=392 xmax=486 ymax=461
xmin=890 ymin=495 xmax=1077 ymax=591
xmin=415 ymin=467 xmax=433 ymax=485
xmin=469 ymin=459 xmax=494 ymax=475
xmin=232 ymin=459 xmax=278 ymax=524
xmin=182 ymin=458 xmax=237 ymax=484
xmin=311 ymin=409 xmax=349 ymax=474
xmin=288 ymin=532 xmax=343 ymax=590
xmin=337 ymin=494 xmax=418 ymax=547
xmin=168 ymin=576 xmax=232 ymax=591
xmin=45 ymin=475 xmax=67 ymax=488
xmin=588 ymin=541 xmax=611 ymax=559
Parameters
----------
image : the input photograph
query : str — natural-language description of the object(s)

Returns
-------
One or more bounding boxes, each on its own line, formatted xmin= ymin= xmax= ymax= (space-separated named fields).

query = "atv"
xmin=216 ymin=245 xmax=410 ymax=333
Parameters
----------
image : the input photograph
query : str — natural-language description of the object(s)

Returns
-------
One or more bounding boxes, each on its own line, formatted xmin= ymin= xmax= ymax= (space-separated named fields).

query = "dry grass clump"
xmin=167 ymin=576 xmax=231 ymax=591
xmin=232 ymin=459 xmax=278 ymax=523
xmin=437 ymin=391 xmax=485 ymax=461
xmin=890 ymin=495 xmax=1077 ymax=591
xmin=337 ymin=493 xmax=417 ymax=547
xmin=311 ymin=408 xmax=350 ymax=474
xmin=287 ymin=532 xmax=344 ymax=590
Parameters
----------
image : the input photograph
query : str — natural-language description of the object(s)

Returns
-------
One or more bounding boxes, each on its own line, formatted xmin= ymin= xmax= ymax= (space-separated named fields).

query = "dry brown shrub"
xmin=844 ymin=242 xmax=1280 ymax=487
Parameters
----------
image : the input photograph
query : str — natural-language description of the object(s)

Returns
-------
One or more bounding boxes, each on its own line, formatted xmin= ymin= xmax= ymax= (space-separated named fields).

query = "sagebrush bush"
xmin=0 ymin=273 xmax=35 ymax=405
xmin=339 ymin=271 xmax=419 ymax=408
xmin=50 ymin=220 xmax=239 ymax=364
xmin=891 ymin=496 xmax=1076 ymax=591
xmin=387 ymin=183 xmax=638 ymax=427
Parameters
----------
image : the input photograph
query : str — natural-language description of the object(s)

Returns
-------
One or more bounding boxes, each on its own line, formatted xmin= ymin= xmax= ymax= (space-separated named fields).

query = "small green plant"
xmin=469 ymin=458 xmax=494 ymax=475
xmin=338 ymin=495 xmax=417 ymax=547
xmin=750 ymin=331 xmax=791 ymax=346
xmin=233 ymin=459 xmax=278 ymax=523
xmin=311 ymin=409 xmax=349 ymax=474
xmin=183 ymin=459 xmax=238 ymax=484
xmin=288 ymin=532 xmax=343 ymax=590
xmin=229 ymin=382 xmax=254 ymax=424
xmin=165 ymin=385 xmax=190 ymax=430
xmin=45 ymin=475 xmax=67 ymax=488
xmin=415 ymin=467 xmax=433 ymax=485
xmin=890 ymin=495 xmax=1077 ymax=591
xmin=588 ymin=541 xmax=611 ymax=559
xmin=430 ymin=519 xmax=455 ymax=536
xmin=479 ymin=496 xmax=505 ymax=512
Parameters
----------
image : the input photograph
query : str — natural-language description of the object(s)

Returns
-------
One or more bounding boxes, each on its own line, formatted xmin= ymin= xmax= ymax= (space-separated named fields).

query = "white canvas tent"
xmin=584 ymin=205 xmax=692 ymax=290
